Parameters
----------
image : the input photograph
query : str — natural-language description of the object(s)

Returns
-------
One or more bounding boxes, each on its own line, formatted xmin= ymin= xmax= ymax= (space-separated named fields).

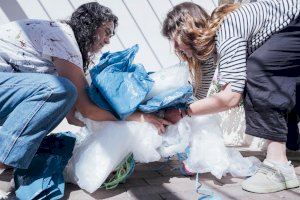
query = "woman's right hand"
xmin=127 ymin=111 xmax=172 ymax=134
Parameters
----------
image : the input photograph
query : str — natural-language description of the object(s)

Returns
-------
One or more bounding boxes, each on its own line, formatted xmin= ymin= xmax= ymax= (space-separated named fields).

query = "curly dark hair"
xmin=66 ymin=2 xmax=118 ymax=72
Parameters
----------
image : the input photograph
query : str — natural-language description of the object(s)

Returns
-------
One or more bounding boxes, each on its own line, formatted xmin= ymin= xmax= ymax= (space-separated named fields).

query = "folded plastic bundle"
xmin=144 ymin=63 xmax=190 ymax=101
xmin=64 ymin=114 xmax=162 ymax=193
xmin=88 ymin=45 xmax=193 ymax=119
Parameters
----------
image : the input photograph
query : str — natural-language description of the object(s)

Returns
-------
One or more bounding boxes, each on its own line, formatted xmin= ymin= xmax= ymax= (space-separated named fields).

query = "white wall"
xmin=0 ymin=0 xmax=218 ymax=70
xmin=0 ymin=0 xmax=218 ymax=132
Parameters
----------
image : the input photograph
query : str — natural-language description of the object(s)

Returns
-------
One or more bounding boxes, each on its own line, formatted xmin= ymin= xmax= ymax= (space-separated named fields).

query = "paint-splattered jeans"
xmin=0 ymin=72 xmax=77 ymax=169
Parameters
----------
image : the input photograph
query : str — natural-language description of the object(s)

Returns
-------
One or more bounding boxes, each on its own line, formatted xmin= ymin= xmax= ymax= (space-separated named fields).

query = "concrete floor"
xmin=2 ymin=150 xmax=300 ymax=200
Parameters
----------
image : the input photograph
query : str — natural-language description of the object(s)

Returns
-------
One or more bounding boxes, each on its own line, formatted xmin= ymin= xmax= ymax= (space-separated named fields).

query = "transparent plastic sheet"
xmin=227 ymin=148 xmax=261 ymax=177
xmin=160 ymin=114 xmax=261 ymax=179
xmin=158 ymin=117 xmax=191 ymax=157
xmin=144 ymin=63 xmax=189 ymax=101
xmin=64 ymin=114 xmax=261 ymax=192
xmin=184 ymin=115 xmax=230 ymax=179
xmin=64 ymin=114 xmax=162 ymax=193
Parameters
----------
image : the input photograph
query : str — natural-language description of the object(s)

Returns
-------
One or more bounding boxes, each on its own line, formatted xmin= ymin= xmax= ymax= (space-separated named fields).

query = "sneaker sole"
xmin=286 ymin=179 xmax=300 ymax=189
xmin=242 ymin=182 xmax=286 ymax=193
xmin=242 ymin=179 xmax=300 ymax=194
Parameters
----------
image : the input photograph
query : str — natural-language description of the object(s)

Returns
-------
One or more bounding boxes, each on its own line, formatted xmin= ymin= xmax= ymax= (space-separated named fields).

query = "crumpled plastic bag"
xmin=64 ymin=113 xmax=162 ymax=193
xmin=65 ymin=113 xmax=261 ymax=192
xmin=165 ymin=114 xmax=231 ymax=179
xmin=88 ymin=44 xmax=153 ymax=120
xmin=160 ymin=114 xmax=261 ymax=179
xmin=139 ymin=85 xmax=193 ymax=113
xmin=144 ymin=63 xmax=190 ymax=101
xmin=158 ymin=117 xmax=191 ymax=157
xmin=227 ymin=148 xmax=261 ymax=177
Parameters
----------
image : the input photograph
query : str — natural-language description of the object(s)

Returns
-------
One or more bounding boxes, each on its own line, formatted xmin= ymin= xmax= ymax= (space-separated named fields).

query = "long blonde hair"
xmin=162 ymin=2 xmax=240 ymax=92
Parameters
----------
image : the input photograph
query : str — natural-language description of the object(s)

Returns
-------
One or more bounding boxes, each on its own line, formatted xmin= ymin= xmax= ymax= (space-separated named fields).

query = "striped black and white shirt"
xmin=214 ymin=0 xmax=300 ymax=93
xmin=193 ymin=56 xmax=216 ymax=99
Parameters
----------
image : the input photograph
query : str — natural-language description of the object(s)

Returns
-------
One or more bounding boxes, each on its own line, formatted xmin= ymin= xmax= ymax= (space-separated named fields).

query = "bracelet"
xmin=185 ymin=104 xmax=192 ymax=117
xmin=180 ymin=109 xmax=184 ymax=118
xmin=179 ymin=106 xmax=191 ymax=118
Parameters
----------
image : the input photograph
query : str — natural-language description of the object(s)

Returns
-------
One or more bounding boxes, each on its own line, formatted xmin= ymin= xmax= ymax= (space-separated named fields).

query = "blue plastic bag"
xmin=88 ymin=45 xmax=154 ymax=120
xmin=14 ymin=132 xmax=76 ymax=200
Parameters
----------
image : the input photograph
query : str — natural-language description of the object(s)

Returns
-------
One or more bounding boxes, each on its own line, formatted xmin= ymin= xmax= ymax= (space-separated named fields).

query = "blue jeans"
xmin=0 ymin=72 xmax=77 ymax=169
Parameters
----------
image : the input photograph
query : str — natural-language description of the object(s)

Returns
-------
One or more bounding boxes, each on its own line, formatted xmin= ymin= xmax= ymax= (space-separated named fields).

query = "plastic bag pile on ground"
xmin=64 ymin=45 xmax=261 ymax=193
xmin=64 ymin=117 xmax=161 ymax=193
xmin=64 ymin=113 xmax=260 ymax=193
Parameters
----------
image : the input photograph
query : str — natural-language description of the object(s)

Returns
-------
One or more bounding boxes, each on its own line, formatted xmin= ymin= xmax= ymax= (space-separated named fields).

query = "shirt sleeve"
xmin=217 ymin=36 xmax=248 ymax=93
xmin=41 ymin=29 xmax=83 ymax=70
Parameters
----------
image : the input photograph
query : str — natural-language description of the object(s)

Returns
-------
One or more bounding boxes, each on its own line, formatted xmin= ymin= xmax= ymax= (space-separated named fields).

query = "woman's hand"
xmin=127 ymin=111 xmax=172 ymax=134
xmin=66 ymin=107 xmax=85 ymax=127
xmin=164 ymin=109 xmax=182 ymax=124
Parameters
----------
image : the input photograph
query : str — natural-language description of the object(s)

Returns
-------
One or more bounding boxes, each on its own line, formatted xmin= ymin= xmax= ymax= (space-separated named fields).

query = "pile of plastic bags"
xmin=64 ymin=45 xmax=261 ymax=193
xmin=64 ymin=117 xmax=162 ymax=193
xmin=161 ymin=115 xmax=260 ymax=179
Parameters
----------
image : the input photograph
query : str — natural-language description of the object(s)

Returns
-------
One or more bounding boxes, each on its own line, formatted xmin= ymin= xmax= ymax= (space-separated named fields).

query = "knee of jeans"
xmin=57 ymin=78 xmax=77 ymax=105
xmin=46 ymin=76 xmax=78 ymax=106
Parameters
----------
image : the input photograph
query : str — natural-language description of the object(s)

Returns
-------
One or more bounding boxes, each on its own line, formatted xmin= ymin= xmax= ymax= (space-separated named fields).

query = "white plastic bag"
xmin=160 ymin=114 xmax=261 ymax=179
xmin=159 ymin=117 xmax=191 ymax=157
xmin=184 ymin=115 xmax=230 ymax=179
xmin=227 ymin=148 xmax=261 ymax=177
xmin=64 ymin=114 xmax=163 ymax=193
xmin=145 ymin=63 xmax=189 ymax=101
xmin=131 ymin=122 xmax=162 ymax=163
xmin=66 ymin=122 xmax=133 ymax=193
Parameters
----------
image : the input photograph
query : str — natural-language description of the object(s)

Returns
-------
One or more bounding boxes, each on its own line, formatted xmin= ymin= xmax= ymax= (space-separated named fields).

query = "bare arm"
xmin=165 ymin=83 xmax=242 ymax=123
xmin=188 ymin=83 xmax=242 ymax=116
xmin=53 ymin=57 xmax=117 ymax=121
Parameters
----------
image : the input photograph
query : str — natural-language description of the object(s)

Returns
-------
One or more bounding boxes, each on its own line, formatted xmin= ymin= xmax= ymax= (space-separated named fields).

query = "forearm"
xmin=80 ymin=103 xmax=117 ymax=121
xmin=189 ymin=95 xmax=231 ymax=116
xmin=188 ymin=85 xmax=242 ymax=116
xmin=125 ymin=111 xmax=143 ymax=122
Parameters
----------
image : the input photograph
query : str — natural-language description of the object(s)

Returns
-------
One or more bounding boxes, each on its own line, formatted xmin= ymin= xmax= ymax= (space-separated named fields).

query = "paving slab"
xmin=2 ymin=151 xmax=300 ymax=200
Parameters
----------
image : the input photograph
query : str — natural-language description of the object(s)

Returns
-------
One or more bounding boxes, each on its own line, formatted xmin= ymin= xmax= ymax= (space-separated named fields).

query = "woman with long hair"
xmin=162 ymin=0 xmax=299 ymax=193
xmin=0 ymin=2 xmax=169 ymax=195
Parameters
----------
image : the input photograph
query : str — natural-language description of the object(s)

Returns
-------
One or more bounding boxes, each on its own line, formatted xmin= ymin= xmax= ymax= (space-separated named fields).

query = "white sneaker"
xmin=242 ymin=159 xmax=299 ymax=193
